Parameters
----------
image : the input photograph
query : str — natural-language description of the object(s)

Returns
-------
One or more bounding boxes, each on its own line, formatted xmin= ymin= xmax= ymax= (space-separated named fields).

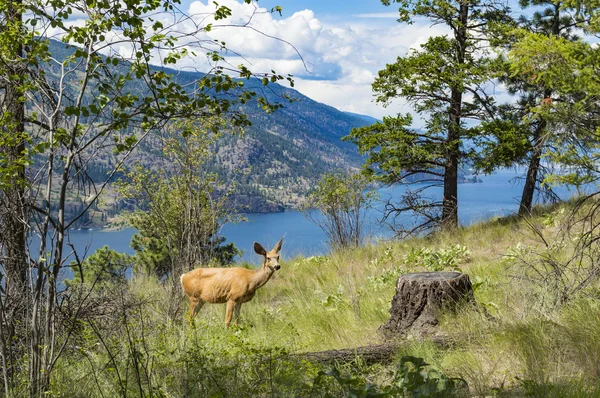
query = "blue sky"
xmin=168 ymin=0 xmax=449 ymax=120
xmin=257 ymin=0 xmax=396 ymax=20
xmin=47 ymin=0 xmax=455 ymax=120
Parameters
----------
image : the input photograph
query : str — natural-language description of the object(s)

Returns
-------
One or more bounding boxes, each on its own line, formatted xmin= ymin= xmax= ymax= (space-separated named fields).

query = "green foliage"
xmin=68 ymin=246 xmax=131 ymax=288
xmin=345 ymin=114 xmax=428 ymax=186
xmin=302 ymin=173 xmax=377 ymax=250
xmin=314 ymin=356 xmax=467 ymax=397
xmin=392 ymin=356 xmax=467 ymax=397
xmin=404 ymin=245 xmax=471 ymax=271
xmin=314 ymin=367 xmax=382 ymax=397
xmin=119 ymin=119 xmax=239 ymax=279
xmin=508 ymin=35 xmax=596 ymax=94
xmin=508 ymin=32 xmax=600 ymax=188
xmin=477 ymin=0 xmax=600 ymax=209
xmin=321 ymin=285 xmax=351 ymax=311
xmin=563 ymin=0 xmax=600 ymax=34
xmin=367 ymin=266 xmax=406 ymax=290
xmin=472 ymin=115 xmax=532 ymax=174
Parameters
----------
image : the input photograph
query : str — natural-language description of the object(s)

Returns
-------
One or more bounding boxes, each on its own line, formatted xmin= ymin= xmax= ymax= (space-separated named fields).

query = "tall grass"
xmin=47 ymin=200 xmax=600 ymax=396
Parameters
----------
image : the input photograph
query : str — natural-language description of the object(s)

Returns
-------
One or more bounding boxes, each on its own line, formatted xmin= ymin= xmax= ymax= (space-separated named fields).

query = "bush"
xmin=302 ymin=172 xmax=377 ymax=251
xmin=67 ymin=246 xmax=131 ymax=288
xmin=314 ymin=356 xmax=467 ymax=397
xmin=404 ymin=245 xmax=471 ymax=271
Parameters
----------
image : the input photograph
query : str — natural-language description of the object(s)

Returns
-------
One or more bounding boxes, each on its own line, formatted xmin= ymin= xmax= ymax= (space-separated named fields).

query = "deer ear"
xmin=254 ymin=242 xmax=267 ymax=256
xmin=272 ymin=238 xmax=283 ymax=253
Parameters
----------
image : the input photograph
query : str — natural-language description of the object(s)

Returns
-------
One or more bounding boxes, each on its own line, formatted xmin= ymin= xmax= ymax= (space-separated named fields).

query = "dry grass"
xmin=49 ymin=199 xmax=600 ymax=396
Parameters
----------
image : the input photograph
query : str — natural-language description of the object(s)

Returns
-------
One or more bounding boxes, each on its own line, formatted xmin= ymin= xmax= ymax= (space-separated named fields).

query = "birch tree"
xmin=0 ymin=0 xmax=293 ymax=395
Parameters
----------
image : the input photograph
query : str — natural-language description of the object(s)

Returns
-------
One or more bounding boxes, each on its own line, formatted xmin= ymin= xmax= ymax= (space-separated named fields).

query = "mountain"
xmin=43 ymin=40 xmax=374 ymax=217
xmin=213 ymin=81 xmax=374 ymax=211
xmin=141 ymin=68 xmax=374 ymax=212
xmin=344 ymin=112 xmax=380 ymax=125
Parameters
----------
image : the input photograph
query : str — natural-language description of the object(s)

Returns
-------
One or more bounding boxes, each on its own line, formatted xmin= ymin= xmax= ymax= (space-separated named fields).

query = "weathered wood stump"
xmin=380 ymin=271 xmax=475 ymax=339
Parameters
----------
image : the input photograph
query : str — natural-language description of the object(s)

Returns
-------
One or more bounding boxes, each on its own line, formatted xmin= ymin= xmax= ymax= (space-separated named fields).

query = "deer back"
xmin=181 ymin=267 xmax=259 ymax=304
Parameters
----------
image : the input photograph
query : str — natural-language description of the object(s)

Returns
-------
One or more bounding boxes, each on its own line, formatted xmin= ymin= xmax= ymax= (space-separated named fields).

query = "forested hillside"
xmin=43 ymin=39 xmax=371 ymax=217
xmin=207 ymin=78 xmax=371 ymax=212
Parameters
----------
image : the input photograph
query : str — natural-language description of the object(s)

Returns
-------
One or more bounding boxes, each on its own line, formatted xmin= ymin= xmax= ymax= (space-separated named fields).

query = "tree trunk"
xmin=441 ymin=2 xmax=468 ymax=230
xmin=0 ymin=3 xmax=27 ymax=394
xmin=519 ymin=127 xmax=544 ymax=215
xmin=297 ymin=337 xmax=451 ymax=366
xmin=2 ymin=0 xmax=27 ymax=301
xmin=519 ymin=3 xmax=560 ymax=216
xmin=443 ymin=104 xmax=460 ymax=229
xmin=380 ymin=272 xmax=475 ymax=339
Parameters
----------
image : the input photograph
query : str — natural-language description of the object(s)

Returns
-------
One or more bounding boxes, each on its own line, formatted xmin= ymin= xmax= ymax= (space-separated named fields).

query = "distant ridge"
xmin=343 ymin=112 xmax=380 ymax=125
xmin=45 ymin=39 xmax=373 ymax=214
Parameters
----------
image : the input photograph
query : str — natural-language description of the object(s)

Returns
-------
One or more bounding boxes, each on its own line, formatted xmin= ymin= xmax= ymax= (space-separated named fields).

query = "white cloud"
xmin=177 ymin=1 xmax=450 ymax=82
xmin=292 ymin=78 xmax=422 ymax=127
xmin=38 ymin=0 xmax=455 ymax=123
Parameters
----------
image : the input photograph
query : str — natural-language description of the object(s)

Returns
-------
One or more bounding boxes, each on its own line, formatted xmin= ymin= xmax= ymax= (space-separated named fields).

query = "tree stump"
xmin=380 ymin=271 xmax=475 ymax=339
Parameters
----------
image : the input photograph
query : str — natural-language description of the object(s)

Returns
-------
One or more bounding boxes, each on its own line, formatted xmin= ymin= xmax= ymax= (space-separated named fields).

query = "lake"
xmin=35 ymin=169 xmax=585 ymax=266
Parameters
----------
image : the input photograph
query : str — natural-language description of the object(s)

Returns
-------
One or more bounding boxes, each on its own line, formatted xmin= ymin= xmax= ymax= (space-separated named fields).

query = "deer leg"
xmin=188 ymin=297 xmax=203 ymax=320
xmin=225 ymin=300 xmax=236 ymax=328
xmin=192 ymin=300 xmax=204 ymax=318
xmin=233 ymin=302 xmax=242 ymax=324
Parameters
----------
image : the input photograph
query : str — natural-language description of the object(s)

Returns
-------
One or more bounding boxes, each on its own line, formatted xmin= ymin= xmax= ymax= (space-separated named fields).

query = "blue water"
xmin=34 ymin=169 xmax=586 ymax=265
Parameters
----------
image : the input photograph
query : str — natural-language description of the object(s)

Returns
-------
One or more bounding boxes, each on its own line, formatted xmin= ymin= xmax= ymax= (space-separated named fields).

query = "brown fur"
xmin=180 ymin=239 xmax=283 ymax=327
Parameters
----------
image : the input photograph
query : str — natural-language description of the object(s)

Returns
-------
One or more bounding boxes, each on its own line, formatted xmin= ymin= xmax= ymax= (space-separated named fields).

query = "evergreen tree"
xmin=476 ymin=0 xmax=595 ymax=214
xmin=347 ymin=0 xmax=509 ymax=233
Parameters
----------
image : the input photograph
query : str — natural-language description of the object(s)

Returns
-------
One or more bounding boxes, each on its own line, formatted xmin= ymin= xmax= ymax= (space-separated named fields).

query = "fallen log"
xmin=298 ymin=343 xmax=400 ymax=365
xmin=295 ymin=335 xmax=452 ymax=366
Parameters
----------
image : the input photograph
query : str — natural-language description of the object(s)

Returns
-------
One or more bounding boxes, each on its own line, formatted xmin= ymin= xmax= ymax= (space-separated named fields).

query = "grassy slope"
xmin=195 ymin=201 xmax=600 ymax=394
xmin=51 ymin=200 xmax=600 ymax=397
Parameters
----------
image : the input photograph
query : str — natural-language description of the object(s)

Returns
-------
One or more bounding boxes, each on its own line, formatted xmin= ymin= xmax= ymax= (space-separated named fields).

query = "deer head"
xmin=254 ymin=238 xmax=283 ymax=271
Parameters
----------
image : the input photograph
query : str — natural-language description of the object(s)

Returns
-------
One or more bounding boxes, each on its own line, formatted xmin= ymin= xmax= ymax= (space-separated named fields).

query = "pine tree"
xmin=347 ymin=0 xmax=509 ymax=233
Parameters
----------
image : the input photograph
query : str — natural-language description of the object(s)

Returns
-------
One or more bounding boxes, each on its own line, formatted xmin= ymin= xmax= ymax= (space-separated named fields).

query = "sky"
xmin=167 ymin=0 xmax=454 ymax=121
xmin=44 ymin=0 xmax=516 ymax=122
xmin=45 ymin=0 xmax=593 ymax=125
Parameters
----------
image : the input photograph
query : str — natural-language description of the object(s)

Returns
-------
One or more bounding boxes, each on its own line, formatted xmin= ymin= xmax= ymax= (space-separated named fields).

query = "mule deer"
xmin=180 ymin=239 xmax=283 ymax=327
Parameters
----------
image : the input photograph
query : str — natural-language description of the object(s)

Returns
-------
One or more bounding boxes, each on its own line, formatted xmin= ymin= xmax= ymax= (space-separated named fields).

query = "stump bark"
xmin=380 ymin=271 xmax=475 ymax=339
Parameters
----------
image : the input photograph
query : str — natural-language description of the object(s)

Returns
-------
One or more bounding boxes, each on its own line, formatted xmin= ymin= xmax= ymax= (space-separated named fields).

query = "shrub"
xmin=302 ymin=173 xmax=377 ymax=251
xmin=314 ymin=356 xmax=467 ymax=397
xmin=404 ymin=245 xmax=471 ymax=271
